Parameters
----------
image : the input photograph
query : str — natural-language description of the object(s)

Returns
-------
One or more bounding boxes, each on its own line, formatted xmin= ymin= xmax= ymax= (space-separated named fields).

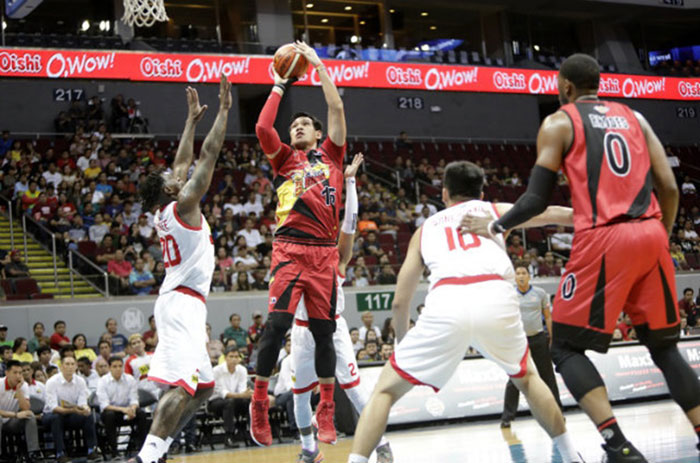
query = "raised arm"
xmin=255 ymin=72 xmax=293 ymax=170
xmin=177 ymin=74 xmax=232 ymax=225
xmin=635 ymin=111 xmax=678 ymax=235
xmin=494 ymin=203 xmax=574 ymax=228
xmin=392 ymin=228 xmax=424 ymax=342
xmin=337 ymin=153 xmax=363 ymax=271
xmin=172 ymin=87 xmax=208 ymax=183
xmin=294 ymin=41 xmax=346 ymax=147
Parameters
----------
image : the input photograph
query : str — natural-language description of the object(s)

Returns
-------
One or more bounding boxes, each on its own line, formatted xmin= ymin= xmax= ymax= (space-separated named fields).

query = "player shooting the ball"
xmin=249 ymin=40 xmax=347 ymax=447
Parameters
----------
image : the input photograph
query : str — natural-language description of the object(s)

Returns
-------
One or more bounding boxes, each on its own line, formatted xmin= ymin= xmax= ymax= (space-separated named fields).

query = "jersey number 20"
xmin=445 ymin=227 xmax=481 ymax=251
xmin=160 ymin=235 xmax=182 ymax=268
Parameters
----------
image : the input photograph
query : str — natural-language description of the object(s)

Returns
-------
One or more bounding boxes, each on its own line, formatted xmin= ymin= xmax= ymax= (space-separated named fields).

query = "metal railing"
xmin=21 ymin=214 xmax=58 ymax=286
xmin=0 ymin=193 xmax=14 ymax=249
xmin=68 ymin=249 xmax=109 ymax=297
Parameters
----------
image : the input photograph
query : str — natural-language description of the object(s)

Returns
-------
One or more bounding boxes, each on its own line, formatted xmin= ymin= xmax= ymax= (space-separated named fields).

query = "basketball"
xmin=273 ymin=44 xmax=309 ymax=79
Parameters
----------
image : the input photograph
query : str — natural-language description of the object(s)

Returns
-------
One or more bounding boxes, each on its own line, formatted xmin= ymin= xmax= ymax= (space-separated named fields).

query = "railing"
xmin=21 ymin=214 xmax=58 ymax=286
xmin=68 ymin=249 xmax=109 ymax=297
xmin=0 ymin=193 xmax=14 ymax=249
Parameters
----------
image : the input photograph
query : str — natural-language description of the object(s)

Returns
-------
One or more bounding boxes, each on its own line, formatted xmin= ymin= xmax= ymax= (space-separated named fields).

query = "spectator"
xmin=350 ymin=328 xmax=363 ymax=353
xmin=36 ymin=345 xmax=57 ymax=374
xmin=209 ymin=347 xmax=254 ymax=447
xmin=537 ymin=252 xmax=558 ymax=277
xmin=273 ymin=338 xmax=296 ymax=437
xmin=27 ymin=322 xmax=48 ymax=353
xmin=93 ymin=339 xmax=112 ymax=369
xmin=42 ymin=162 xmax=63 ymax=189
xmin=111 ymin=95 xmax=129 ymax=132
xmin=380 ymin=318 xmax=396 ymax=345
xmin=95 ymin=358 xmax=109 ymax=377
xmin=507 ymin=235 xmax=525 ymax=259
xmin=670 ymin=242 xmax=687 ymax=269
xmin=108 ymin=249 xmax=133 ymax=294
xmin=89 ymin=213 xmax=109 ymax=244
xmin=21 ymin=181 xmax=40 ymax=211
xmin=12 ymin=337 xmax=33 ymax=363
xmin=207 ymin=324 xmax=225 ymax=366
xmin=352 ymin=266 xmax=370 ymax=287
xmin=358 ymin=212 xmax=379 ymax=234
xmin=550 ymin=226 xmax=573 ymax=256
xmin=242 ymin=191 xmax=263 ymax=217
xmin=96 ymin=357 xmax=148 ymax=459
xmin=129 ymin=259 xmax=155 ymax=296
xmin=247 ymin=312 xmax=265 ymax=350
xmin=616 ymin=313 xmax=634 ymax=341
xmin=680 ymin=288 xmax=700 ymax=327
xmin=27 ymin=365 xmax=47 ymax=402
xmin=42 ymin=355 xmax=99 ymax=463
xmin=142 ymin=315 xmax=158 ymax=352
xmin=414 ymin=206 xmax=431 ymax=228
xmin=0 ymin=130 xmax=13 ymax=156
xmin=4 ymin=250 xmax=30 ymax=278
xmin=136 ymin=215 xmax=153 ymax=240
xmin=396 ymin=131 xmax=413 ymax=150
xmin=0 ymin=360 xmax=42 ymax=463
xmin=0 ymin=346 xmax=10 ymax=376
xmin=356 ymin=349 xmax=369 ymax=362
xmin=50 ymin=321 xmax=70 ymax=351
xmin=379 ymin=343 xmax=394 ymax=361
xmin=223 ymin=314 xmax=248 ymax=349
xmin=414 ymin=194 xmax=437 ymax=217
xmin=73 ymin=334 xmax=97 ymax=363
xmin=76 ymin=357 xmax=100 ymax=394
xmin=376 ymin=264 xmax=397 ymax=285
xmin=237 ymin=218 xmax=262 ymax=248
xmin=0 ymin=326 xmax=10 ymax=347
xmin=682 ymin=176 xmax=696 ymax=195
xmin=358 ymin=312 xmax=382 ymax=342
xmin=124 ymin=334 xmax=160 ymax=405
xmin=365 ymin=341 xmax=380 ymax=361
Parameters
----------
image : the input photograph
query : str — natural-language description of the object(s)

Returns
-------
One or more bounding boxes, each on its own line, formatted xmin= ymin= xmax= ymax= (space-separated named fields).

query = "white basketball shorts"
xmin=291 ymin=315 xmax=360 ymax=393
xmin=148 ymin=290 xmax=215 ymax=396
xmin=391 ymin=279 xmax=529 ymax=392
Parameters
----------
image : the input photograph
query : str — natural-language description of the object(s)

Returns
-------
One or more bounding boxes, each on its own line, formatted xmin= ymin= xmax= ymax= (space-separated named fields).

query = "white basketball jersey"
xmin=421 ymin=200 xmax=515 ymax=290
xmin=154 ymin=201 xmax=215 ymax=298
xmin=296 ymin=275 xmax=345 ymax=321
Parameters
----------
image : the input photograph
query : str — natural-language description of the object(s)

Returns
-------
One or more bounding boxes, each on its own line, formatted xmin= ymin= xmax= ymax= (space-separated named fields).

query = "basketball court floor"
xmin=172 ymin=399 xmax=697 ymax=462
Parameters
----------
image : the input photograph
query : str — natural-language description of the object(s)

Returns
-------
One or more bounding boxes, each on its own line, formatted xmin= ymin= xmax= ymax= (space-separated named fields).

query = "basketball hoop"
xmin=122 ymin=0 xmax=169 ymax=28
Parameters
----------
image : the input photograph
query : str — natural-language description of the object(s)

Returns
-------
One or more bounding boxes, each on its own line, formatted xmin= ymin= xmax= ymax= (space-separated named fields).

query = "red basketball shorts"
xmin=552 ymin=218 xmax=680 ymax=352
xmin=268 ymin=240 xmax=340 ymax=322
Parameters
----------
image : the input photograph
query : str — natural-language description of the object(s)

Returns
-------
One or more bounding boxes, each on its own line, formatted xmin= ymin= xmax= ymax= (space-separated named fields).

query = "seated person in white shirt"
xmin=237 ymin=218 xmax=263 ymax=249
xmin=42 ymin=355 xmax=99 ymax=463
xmin=208 ymin=347 xmax=256 ymax=448
xmin=550 ymin=225 xmax=573 ymax=257
xmin=27 ymin=368 xmax=48 ymax=404
xmin=97 ymin=357 xmax=148 ymax=459
xmin=273 ymin=338 xmax=296 ymax=435
xmin=20 ymin=362 xmax=45 ymax=408
xmin=77 ymin=357 xmax=100 ymax=394
xmin=0 ymin=360 xmax=41 ymax=463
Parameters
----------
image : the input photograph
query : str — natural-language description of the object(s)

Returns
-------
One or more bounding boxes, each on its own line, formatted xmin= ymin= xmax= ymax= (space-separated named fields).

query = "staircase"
xmin=0 ymin=214 xmax=103 ymax=299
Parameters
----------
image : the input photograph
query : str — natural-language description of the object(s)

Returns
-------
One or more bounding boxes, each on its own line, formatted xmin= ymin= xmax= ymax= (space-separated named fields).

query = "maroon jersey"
xmin=560 ymin=100 xmax=661 ymax=233
xmin=270 ymin=138 xmax=345 ymax=243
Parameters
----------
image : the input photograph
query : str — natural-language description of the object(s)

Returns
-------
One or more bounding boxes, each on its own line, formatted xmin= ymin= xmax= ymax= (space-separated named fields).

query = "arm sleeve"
xmin=341 ymin=177 xmax=358 ymax=234
xmin=495 ymin=165 xmax=557 ymax=231
xmin=255 ymin=92 xmax=292 ymax=173
xmin=321 ymin=137 xmax=347 ymax=167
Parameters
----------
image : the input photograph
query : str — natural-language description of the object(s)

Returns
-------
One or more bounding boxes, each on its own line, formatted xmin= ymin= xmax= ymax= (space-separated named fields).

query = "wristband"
xmin=488 ymin=221 xmax=506 ymax=236
xmin=273 ymin=76 xmax=298 ymax=94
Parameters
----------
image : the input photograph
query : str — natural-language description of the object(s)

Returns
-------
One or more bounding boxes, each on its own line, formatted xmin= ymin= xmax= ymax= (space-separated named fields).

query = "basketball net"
xmin=122 ymin=0 xmax=169 ymax=28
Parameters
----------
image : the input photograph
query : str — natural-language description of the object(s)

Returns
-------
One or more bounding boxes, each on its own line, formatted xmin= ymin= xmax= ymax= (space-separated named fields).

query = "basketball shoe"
xmin=601 ymin=441 xmax=647 ymax=462
xmin=314 ymin=401 xmax=337 ymax=445
xmin=376 ymin=442 xmax=394 ymax=463
xmin=296 ymin=447 xmax=324 ymax=463
xmin=249 ymin=398 xmax=273 ymax=446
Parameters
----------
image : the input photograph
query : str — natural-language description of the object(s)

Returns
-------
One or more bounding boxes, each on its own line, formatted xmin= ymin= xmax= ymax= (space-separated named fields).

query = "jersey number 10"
xmin=445 ymin=227 xmax=481 ymax=251
xmin=160 ymin=235 xmax=182 ymax=268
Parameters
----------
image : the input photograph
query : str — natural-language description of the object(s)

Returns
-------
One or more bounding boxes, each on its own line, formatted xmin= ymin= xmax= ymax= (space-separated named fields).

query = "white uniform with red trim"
xmin=125 ymin=352 xmax=162 ymax=398
xmin=391 ymin=200 xmax=529 ymax=392
xmin=290 ymin=274 xmax=361 ymax=393
xmin=147 ymin=201 xmax=215 ymax=395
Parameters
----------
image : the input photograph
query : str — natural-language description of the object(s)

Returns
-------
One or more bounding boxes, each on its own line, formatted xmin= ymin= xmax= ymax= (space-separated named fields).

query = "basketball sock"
xmin=347 ymin=454 xmax=369 ymax=463
xmin=552 ymin=432 xmax=578 ymax=463
xmin=294 ymin=391 xmax=314 ymax=429
xmin=253 ymin=379 xmax=269 ymax=401
xmin=301 ymin=431 xmax=316 ymax=452
xmin=345 ymin=384 xmax=370 ymax=414
xmin=138 ymin=434 xmax=167 ymax=463
xmin=164 ymin=436 xmax=174 ymax=451
xmin=320 ymin=383 xmax=334 ymax=403
xmin=597 ymin=417 xmax=627 ymax=448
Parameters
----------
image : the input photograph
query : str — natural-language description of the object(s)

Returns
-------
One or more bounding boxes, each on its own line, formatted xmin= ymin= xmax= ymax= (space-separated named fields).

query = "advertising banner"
xmin=2 ymin=48 xmax=700 ymax=100
xmin=356 ymin=339 xmax=700 ymax=425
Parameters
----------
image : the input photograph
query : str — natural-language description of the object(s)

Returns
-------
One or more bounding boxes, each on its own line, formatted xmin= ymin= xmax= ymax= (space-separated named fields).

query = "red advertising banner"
xmin=2 ymin=48 xmax=700 ymax=100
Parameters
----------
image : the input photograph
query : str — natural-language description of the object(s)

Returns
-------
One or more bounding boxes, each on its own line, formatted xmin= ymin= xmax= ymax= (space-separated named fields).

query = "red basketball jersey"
xmin=559 ymin=100 xmax=661 ymax=233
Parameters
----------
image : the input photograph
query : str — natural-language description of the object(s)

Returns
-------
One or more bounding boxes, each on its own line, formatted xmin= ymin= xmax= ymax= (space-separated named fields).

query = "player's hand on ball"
xmin=293 ymin=40 xmax=322 ymax=67
xmin=344 ymin=152 xmax=364 ymax=179
xmin=459 ymin=213 xmax=492 ymax=237
xmin=219 ymin=73 xmax=232 ymax=111
xmin=185 ymin=87 xmax=207 ymax=123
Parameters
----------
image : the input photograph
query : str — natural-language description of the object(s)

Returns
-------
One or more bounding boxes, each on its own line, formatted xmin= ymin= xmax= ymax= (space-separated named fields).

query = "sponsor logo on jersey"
xmin=593 ymin=105 xmax=610 ymax=114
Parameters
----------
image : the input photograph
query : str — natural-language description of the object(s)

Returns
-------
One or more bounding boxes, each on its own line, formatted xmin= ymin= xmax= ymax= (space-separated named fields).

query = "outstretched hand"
xmin=219 ymin=73 xmax=232 ymax=111
xmin=459 ymin=213 xmax=493 ymax=237
xmin=185 ymin=87 xmax=207 ymax=123
xmin=344 ymin=152 xmax=364 ymax=179
xmin=293 ymin=40 xmax=322 ymax=68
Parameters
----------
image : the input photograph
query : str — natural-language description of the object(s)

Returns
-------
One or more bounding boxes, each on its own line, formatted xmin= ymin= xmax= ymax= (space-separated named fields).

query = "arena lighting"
xmin=421 ymin=11 xmax=429 ymax=16
xmin=430 ymin=25 xmax=437 ymax=30
xmin=534 ymin=44 xmax=540 ymax=51
xmin=1 ymin=21 xmax=6 ymax=30
xmin=360 ymin=20 xmax=366 ymax=24
xmin=306 ymin=3 xmax=314 ymax=7
xmin=420 ymin=44 xmax=430 ymax=51
xmin=389 ymin=8 xmax=395 ymax=13
xmin=99 ymin=20 xmax=110 ymax=31
xmin=344 ymin=5 xmax=352 ymax=10
xmin=81 ymin=20 xmax=90 ymax=31
xmin=350 ymin=35 xmax=359 ymax=43
xmin=321 ymin=18 xmax=329 ymax=23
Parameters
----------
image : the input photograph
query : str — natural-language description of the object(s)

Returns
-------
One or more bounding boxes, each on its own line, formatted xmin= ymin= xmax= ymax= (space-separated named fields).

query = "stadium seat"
xmin=14 ymin=278 xmax=53 ymax=299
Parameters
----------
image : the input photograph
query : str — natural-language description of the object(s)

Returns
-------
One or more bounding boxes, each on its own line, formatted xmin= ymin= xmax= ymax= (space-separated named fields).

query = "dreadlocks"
xmin=139 ymin=168 xmax=166 ymax=213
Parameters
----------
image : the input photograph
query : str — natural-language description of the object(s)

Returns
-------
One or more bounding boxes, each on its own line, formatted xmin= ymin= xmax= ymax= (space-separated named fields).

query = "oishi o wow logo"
xmin=0 ymin=51 xmax=42 ymax=74
xmin=386 ymin=66 xmax=422 ymax=86
xmin=140 ymin=57 xmax=183 ymax=78
xmin=679 ymin=81 xmax=700 ymax=98
xmin=492 ymin=71 xmax=526 ymax=91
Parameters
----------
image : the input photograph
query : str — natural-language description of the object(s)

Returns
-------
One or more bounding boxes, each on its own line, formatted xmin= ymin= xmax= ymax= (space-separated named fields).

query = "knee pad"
xmin=649 ymin=345 xmax=700 ymax=412
xmin=257 ymin=312 xmax=294 ymax=376
xmin=551 ymin=339 xmax=604 ymax=402
xmin=311 ymin=329 xmax=336 ymax=378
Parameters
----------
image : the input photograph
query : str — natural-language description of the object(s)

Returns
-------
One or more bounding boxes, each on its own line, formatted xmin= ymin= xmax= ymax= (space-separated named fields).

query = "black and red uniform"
xmin=553 ymin=99 xmax=679 ymax=352
xmin=257 ymin=92 xmax=345 ymax=324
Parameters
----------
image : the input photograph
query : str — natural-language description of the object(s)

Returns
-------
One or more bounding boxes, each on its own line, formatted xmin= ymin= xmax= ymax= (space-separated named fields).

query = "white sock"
xmin=553 ymin=432 xmax=579 ymax=463
xmin=138 ymin=435 xmax=167 ymax=463
xmin=164 ymin=437 xmax=174 ymax=451
xmin=348 ymin=454 xmax=369 ymax=463
xmin=345 ymin=384 xmax=370 ymax=414
xmin=301 ymin=432 xmax=316 ymax=452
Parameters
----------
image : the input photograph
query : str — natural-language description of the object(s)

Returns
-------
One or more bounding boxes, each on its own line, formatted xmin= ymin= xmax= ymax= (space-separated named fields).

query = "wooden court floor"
xmin=170 ymin=399 xmax=698 ymax=463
